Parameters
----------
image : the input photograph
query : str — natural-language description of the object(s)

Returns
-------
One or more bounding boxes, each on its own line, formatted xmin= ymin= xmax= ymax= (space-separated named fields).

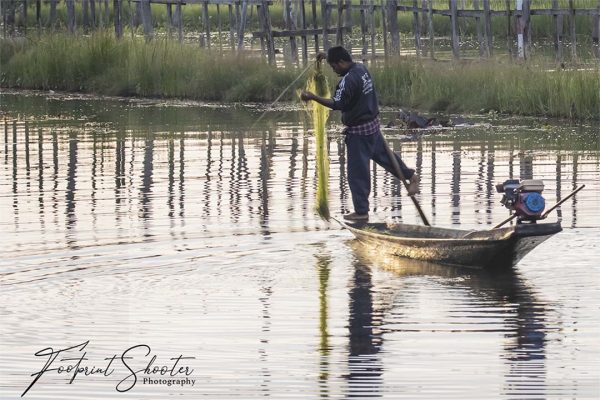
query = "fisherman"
xmin=301 ymin=46 xmax=420 ymax=221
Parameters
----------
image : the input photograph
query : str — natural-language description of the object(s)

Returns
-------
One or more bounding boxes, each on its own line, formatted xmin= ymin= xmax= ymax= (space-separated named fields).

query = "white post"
xmin=516 ymin=0 xmax=524 ymax=58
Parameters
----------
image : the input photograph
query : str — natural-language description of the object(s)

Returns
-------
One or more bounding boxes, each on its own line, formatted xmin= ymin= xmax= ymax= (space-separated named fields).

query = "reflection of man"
xmin=301 ymin=46 xmax=419 ymax=221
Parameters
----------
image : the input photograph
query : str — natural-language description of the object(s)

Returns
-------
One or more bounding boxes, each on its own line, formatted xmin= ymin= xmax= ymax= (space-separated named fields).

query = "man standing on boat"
xmin=301 ymin=46 xmax=420 ymax=221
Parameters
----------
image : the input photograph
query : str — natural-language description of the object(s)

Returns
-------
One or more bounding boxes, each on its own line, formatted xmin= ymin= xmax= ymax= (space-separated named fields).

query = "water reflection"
xmin=350 ymin=242 xmax=551 ymax=398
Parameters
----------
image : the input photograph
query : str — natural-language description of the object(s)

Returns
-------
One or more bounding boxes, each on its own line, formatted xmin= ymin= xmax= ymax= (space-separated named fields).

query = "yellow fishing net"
xmin=304 ymin=61 xmax=331 ymax=221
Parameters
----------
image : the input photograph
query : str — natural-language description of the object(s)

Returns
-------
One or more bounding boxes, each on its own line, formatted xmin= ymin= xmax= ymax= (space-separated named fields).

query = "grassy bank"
xmin=1 ymin=33 xmax=599 ymax=119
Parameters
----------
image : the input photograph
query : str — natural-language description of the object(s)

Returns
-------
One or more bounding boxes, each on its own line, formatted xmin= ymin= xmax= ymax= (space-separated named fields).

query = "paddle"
xmin=381 ymin=138 xmax=430 ymax=226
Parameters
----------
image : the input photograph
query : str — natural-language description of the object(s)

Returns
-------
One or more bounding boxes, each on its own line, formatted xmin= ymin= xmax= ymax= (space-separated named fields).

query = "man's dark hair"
xmin=327 ymin=46 xmax=352 ymax=63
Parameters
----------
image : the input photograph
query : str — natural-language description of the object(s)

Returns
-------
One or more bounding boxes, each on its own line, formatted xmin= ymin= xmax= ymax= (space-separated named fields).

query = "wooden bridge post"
xmin=412 ymin=0 xmax=422 ymax=57
xmin=594 ymin=4 xmax=600 ymax=59
xmin=388 ymin=0 xmax=400 ymax=56
xmin=167 ymin=2 xmax=173 ymax=37
xmin=483 ymin=0 xmax=492 ymax=56
xmin=381 ymin=0 xmax=388 ymax=58
xmin=359 ymin=0 xmax=367 ymax=60
xmin=114 ymin=0 xmax=123 ymax=38
xmin=140 ymin=0 xmax=153 ymax=40
xmin=300 ymin=0 xmax=308 ymax=64
xmin=83 ymin=0 xmax=90 ymax=31
xmin=36 ymin=0 xmax=41 ymax=33
xmin=473 ymin=0 xmax=485 ymax=57
xmin=369 ymin=0 xmax=376 ymax=59
xmin=505 ymin=0 xmax=512 ymax=59
xmin=228 ymin=3 xmax=235 ymax=50
xmin=336 ymin=0 xmax=344 ymax=45
xmin=90 ymin=0 xmax=97 ymax=29
xmin=428 ymin=0 xmax=434 ymax=58
xmin=552 ymin=0 xmax=563 ymax=62
xmin=449 ymin=0 xmax=460 ymax=59
xmin=569 ymin=0 xmax=576 ymax=61
xmin=311 ymin=0 xmax=319 ymax=52
xmin=49 ymin=0 xmax=57 ymax=29
xmin=321 ymin=0 xmax=331 ymax=49
xmin=515 ymin=0 xmax=531 ymax=59
xmin=66 ymin=0 xmax=76 ymax=33
xmin=238 ymin=0 xmax=248 ymax=50
xmin=284 ymin=0 xmax=299 ymax=63
xmin=259 ymin=0 xmax=276 ymax=64
xmin=202 ymin=0 xmax=211 ymax=48
xmin=176 ymin=1 xmax=183 ymax=42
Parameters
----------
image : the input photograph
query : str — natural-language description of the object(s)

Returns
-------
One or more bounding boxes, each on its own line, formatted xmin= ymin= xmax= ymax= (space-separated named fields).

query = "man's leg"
xmin=371 ymin=131 xmax=415 ymax=179
xmin=345 ymin=134 xmax=372 ymax=215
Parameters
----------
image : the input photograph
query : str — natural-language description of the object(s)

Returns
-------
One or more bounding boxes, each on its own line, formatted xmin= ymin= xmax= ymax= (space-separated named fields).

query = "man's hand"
xmin=300 ymin=91 xmax=315 ymax=102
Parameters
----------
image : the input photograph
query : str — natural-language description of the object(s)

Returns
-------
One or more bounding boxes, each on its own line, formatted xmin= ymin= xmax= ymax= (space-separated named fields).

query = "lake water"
xmin=1 ymin=91 xmax=599 ymax=399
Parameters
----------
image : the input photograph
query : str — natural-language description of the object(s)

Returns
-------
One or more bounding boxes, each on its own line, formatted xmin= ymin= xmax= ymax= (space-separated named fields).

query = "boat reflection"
xmin=342 ymin=240 xmax=551 ymax=397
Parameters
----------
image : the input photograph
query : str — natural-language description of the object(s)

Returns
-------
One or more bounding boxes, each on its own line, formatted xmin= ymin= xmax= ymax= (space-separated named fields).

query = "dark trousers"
xmin=345 ymin=131 xmax=414 ymax=214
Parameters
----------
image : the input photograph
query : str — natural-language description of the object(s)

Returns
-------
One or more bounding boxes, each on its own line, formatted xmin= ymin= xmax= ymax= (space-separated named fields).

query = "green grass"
xmin=1 ymin=33 xmax=598 ymax=119
xmin=0 ymin=31 xmax=298 ymax=101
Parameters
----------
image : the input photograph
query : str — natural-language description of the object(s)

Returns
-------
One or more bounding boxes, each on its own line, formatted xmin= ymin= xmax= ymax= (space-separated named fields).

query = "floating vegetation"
xmin=304 ymin=60 xmax=331 ymax=221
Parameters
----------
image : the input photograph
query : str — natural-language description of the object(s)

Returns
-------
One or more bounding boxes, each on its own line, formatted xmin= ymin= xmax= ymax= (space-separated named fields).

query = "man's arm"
xmin=301 ymin=91 xmax=334 ymax=109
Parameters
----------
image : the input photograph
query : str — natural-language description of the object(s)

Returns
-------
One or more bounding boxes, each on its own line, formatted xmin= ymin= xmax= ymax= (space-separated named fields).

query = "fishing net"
xmin=304 ymin=60 xmax=331 ymax=221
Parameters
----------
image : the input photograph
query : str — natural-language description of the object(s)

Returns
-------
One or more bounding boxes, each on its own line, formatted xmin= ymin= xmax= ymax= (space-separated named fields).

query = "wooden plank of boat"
xmin=336 ymin=219 xmax=562 ymax=269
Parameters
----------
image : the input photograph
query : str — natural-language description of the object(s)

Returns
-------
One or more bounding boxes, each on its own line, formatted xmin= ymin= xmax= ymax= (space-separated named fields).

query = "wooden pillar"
xmin=49 ymin=0 xmax=57 ymax=29
xmin=83 ymin=0 xmax=90 ymax=31
xmin=593 ymin=5 xmax=600 ymax=59
xmin=552 ymin=0 xmax=563 ymax=62
xmin=202 ymin=1 xmax=211 ymax=48
xmin=345 ymin=0 xmax=353 ymax=50
xmin=336 ymin=0 xmax=344 ymax=45
xmin=229 ymin=3 xmax=235 ymax=50
xmin=114 ymin=0 xmax=123 ymax=38
xmin=381 ymin=0 xmax=388 ymax=58
xmin=412 ymin=0 xmax=421 ymax=57
xmin=259 ymin=0 xmax=275 ymax=64
xmin=167 ymin=3 xmax=173 ymax=37
xmin=66 ymin=0 xmax=76 ymax=33
xmin=285 ymin=0 xmax=299 ymax=63
xmin=369 ymin=0 xmax=376 ymax=59
xmin=312 ymin=0 xmax=319 ymax=52
xmin=238 ymin=0 xmax=248 ymax=50
xmin=569 ymin=0 xmax=576 ymax=61
xmin=449 ymin=0 xmax=459 ymax=59
xmin=359 ymin=0 xmax=367 ymax=60
xmin=388 ymin=0 xmax=400 ymax=56
xmin=515 ymin=0 xmax=531 ymax=59
xmin=35 ymin=0 xmax=41 ymax=33
xmin=474 ymin=0 xmax=485 ymax=57
xmin=90 ymin=0 xmax=97 ymax=29
xmin=428 ymin=0 xmax=434 ymax=58
xmin=505 ymin=0 xmax=512 ymax=60
xmin=217 ymin=4 xmax=223 ymax=52
xmin=321 ymin=0 xmax=330 ymax=50
xmin=300 ymin=0 xmax=308 ymax=64
xmin=21 ymin=0 xmax=27 ymax=32
xmin=140 ymin=0 xmax=153 ymax=40
xmin=176 ymin=1 xmax=183 ymax=42
xmin=483 ymin=0 xmax=492 ymax=56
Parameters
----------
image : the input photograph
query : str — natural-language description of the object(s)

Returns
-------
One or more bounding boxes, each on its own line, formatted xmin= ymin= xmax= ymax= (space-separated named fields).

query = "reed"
xmin=1 ymin=33 xmax=598 ymax=119
xmin=373 ymin=57 xmax=600 ymax=119
xmin=0 ymin=31 xmax=297 ymax=101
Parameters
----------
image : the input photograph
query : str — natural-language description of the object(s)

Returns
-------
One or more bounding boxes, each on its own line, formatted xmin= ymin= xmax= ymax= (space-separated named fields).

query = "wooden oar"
xmin=382 ymin=138 xmax=430 ymax=226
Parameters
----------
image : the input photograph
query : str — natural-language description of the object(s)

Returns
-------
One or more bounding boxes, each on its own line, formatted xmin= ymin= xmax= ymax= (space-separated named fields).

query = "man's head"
xmin=326 ymin=46 xmax=353 ymax=76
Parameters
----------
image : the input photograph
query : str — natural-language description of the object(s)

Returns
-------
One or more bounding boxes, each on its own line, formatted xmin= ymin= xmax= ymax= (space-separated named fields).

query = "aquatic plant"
xmin=304 ymin=60 xmax=331 ymax=221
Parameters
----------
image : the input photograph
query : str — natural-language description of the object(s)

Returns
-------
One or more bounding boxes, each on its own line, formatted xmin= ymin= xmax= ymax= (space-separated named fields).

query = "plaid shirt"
xmin=343 ymin=118 xmax=380 ymax=136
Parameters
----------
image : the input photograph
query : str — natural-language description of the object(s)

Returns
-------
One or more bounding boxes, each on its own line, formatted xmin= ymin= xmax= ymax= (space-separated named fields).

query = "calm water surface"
xmin=0 ymin=91 xmax=599 ymax=399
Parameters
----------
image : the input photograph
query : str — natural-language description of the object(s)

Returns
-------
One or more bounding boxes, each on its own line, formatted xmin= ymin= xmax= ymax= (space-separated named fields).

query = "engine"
xmin=495 ymin=179 xmax=546 ymax=223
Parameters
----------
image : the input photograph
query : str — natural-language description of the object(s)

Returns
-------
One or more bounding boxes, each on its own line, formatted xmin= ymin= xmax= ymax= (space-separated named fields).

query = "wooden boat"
xmin=337 ymin=219 xmax=562 ymax=269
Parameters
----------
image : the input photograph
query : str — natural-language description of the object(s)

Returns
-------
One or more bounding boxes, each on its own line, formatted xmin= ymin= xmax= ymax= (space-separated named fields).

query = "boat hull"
xmin=339 ymin=220 xmax=562 ymax=269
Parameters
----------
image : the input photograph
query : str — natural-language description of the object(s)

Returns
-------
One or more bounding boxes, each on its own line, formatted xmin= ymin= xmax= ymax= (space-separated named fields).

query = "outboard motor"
xmin=495 ymin=179 xmax=546 ymax=223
